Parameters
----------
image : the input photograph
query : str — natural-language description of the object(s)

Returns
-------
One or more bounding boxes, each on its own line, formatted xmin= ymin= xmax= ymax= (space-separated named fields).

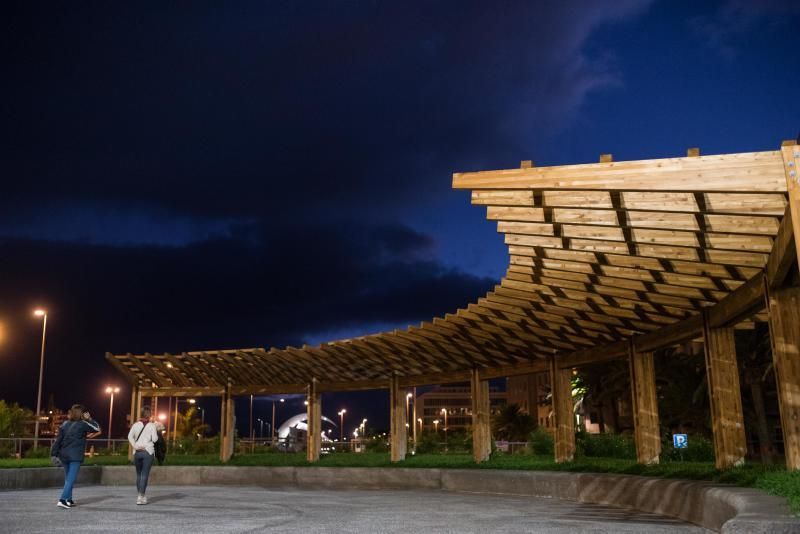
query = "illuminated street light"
xmin=32 ymin=309 xmax=47 ymax=450
xmin=441 ymin=408 xmax=448 ymax=449
xmin=433 ymin=419 xmax=440 ymax=433
xmin=188 ymin=398 xmax=196 ymax=404
xmin=158 ymin=413 xmax=167 ymax=422
xmin=337 ymin=409 xmax=347 ymax=441
xmin=105 ymin=386 xmax=120 ymax=448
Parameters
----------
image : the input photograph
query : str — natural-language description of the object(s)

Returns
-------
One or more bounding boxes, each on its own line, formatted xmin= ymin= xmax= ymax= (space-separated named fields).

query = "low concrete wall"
xmin=5 ymin=465 xmax=797 ymax=532
xmin=0 ymin=466 xmax=100 ymax=491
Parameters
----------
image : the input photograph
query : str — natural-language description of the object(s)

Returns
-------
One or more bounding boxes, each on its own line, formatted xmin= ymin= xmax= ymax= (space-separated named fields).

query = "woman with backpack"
xmin=50 ymin=404 xmax=102 ymax=509
xmin=127 ymin=406 xmax=160 ymax=505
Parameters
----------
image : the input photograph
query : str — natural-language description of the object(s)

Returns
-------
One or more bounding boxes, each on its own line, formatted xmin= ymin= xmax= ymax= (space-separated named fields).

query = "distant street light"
xmin=105 ymin=386 xmax=120 ymax=448
xmin=417 ymin=418 xmax=423 ymax=434
xmin=338 ymin=409 xmax=347 ymax=441
xmin=257 ymin=418 xmax=264 ymax=438
xmin=33 ymin=309 xmax=47 ymax=450
xmin=441 ymin=408 xmax=448 ymax=448
xmin=433 ymin=419 xmax=440 ymax=433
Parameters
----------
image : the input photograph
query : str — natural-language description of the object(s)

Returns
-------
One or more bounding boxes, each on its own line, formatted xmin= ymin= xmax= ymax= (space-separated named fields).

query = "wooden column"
xmin=389 ymin=375 xmax=408 ymax=462
xmin=220 ymin=384 xmax=234 ymax=462
xmin=767 ymin=286 xmax=800 ymax=469
xmin=128 ymin=383 xmax=141 ymax=460
xmin=306 ymin=379 xmax=321 ymax=462
xmin=629 ymin=344 xmax=661 ymax=465
xmin=703 ymin=311 xmax=747 ymax=469
xmin=470 ymin=368 xmax=491 ymax=463
xmin=780 ymin=142 xmax=800 ymax=269
xmin=550 ymin=357 xmax=575 ymax=462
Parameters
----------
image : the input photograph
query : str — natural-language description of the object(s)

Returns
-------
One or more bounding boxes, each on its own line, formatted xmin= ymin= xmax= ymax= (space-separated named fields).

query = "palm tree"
xmin=492 ymin=403 xmax=535 ymax=442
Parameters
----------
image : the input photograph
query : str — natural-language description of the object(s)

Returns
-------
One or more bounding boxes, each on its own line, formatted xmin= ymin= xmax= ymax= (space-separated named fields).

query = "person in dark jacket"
xmin=50 ymin=404 xmax=101 ymax=509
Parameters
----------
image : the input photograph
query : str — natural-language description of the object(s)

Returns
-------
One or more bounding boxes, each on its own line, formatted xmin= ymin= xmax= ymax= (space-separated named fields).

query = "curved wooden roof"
xmin=108 ymin=144 xmax=799 ymax=395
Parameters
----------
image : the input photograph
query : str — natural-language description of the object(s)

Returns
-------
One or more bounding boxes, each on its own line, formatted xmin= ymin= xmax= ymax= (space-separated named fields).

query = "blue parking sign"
xmin=673 ymin=434 xmax=688 ymax=449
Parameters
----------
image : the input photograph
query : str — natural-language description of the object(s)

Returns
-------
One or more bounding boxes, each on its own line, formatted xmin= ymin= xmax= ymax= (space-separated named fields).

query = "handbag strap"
xmin=135 ymin=422 xmax=148 ymax=442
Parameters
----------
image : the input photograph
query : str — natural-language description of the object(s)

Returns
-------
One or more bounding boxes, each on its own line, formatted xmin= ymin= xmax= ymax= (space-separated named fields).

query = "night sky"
xmin=1 ymin=1 xmax=798 ymax=437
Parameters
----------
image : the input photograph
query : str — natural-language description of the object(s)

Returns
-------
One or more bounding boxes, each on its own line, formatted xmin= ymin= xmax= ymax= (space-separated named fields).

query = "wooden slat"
xmin=455 ymin=151 xmax=785 ymax=192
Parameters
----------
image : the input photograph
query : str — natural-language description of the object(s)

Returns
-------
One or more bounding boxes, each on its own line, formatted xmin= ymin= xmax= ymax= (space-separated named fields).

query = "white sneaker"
xmin=137 ymin=495 xmax=148 ymax=505
xmin=136 ymin=495 xmax=143 ymax=505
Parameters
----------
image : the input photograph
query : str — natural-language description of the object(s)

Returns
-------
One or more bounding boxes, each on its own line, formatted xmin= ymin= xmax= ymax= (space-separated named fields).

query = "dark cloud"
xmin=0 ymin=221 xmax=493 ymax=407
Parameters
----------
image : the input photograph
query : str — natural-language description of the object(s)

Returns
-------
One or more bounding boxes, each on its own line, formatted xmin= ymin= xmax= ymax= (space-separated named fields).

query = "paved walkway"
xmin=0 ymin=485 xmax=708 ymax=533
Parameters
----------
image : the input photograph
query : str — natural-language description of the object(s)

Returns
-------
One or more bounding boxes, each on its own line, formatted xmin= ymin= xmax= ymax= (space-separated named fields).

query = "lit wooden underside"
xmin=107 ymin=147 xmax=795 ymax=395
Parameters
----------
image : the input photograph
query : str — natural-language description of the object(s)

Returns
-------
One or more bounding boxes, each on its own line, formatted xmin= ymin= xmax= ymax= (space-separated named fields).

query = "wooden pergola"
xmin=108 ymin=141 xmax=800 ymax=469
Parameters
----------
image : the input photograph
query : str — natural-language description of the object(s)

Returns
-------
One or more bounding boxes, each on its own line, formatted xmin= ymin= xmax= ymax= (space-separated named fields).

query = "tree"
xmin=0 ymin=400 xmax=34 ymax=437
xmin=175 ymin=406 xmax=209 ymax=439
xmin=492 ymin=403 xmax=535 ymax=442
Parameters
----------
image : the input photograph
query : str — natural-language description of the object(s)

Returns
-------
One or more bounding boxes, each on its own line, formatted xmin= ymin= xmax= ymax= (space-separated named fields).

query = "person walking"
xmin=127 ymin=406 xmax=159 ymax=505
xmin=50 ymin=404 xmax=102 ymax=509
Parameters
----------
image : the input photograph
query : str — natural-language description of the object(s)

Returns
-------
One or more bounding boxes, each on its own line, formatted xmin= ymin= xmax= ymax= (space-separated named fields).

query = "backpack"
xmin=154 ymin=432 xmax=167 ymax=465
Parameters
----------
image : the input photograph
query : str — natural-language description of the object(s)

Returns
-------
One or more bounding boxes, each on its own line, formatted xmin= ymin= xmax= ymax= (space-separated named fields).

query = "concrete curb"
xmin=0 ymin=466 xmax=101 ymax=491
xmin=3 ymin=465 xmax=797 ymax=532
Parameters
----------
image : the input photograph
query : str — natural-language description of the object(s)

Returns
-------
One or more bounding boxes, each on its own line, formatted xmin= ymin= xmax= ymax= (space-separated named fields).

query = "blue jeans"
xmin=134 ymin=451 xmax=154 ymax=495
xmin=60 ymin=461 xmax=81 ymax=501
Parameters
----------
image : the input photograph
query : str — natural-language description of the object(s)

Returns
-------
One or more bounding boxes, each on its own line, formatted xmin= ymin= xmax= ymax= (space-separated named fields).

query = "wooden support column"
xmin=702 ymin=311 xmax=747 ymax=469
xmin=128 ymin=383 xmax=141 ymax=460
xmin=306 ymin=379 xmax=321 ymax=462
xmin=781 ymin=142 xmax=800 ymax=269
xmin=549 ymin=357 xmax=575 ymax=463
xmin=629 ymin=343 xmax=661 ymax=465
xmin=389 ymin=374 xmax=407 ymax=462
xmin=470 ymin=368 xmax=491 ymax=463
xmin=767 ymin=286 xmax=800 ymax=469
xmin=219 ymin=383 xmax=234 ymax=462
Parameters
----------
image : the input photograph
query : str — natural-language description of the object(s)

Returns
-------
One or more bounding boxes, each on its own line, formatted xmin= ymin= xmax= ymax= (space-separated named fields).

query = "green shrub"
xmin=23 ymin=446 xmax=51 ymax=459
xmin=661 ymin=434 xmax=715 ymax=462
xmin=415 ymin=431 xmax=440 ymax=454
xmin=577 ymin=432 xmax=636 ymax=459
xmin=527 ymin=428 xmax=554 ymax=456
xmin=366 ymin=437 xmax=389 ymax=453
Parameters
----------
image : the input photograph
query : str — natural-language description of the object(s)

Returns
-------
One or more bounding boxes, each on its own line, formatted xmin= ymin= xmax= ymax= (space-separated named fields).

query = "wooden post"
xmin=220 ymin=383 xmax=234 ymax=462
xmin=470 ymin=368 xmax=491 ymax=463
xmin=549 ymin=357 xmax=575 ymax=463
xmin=767 ymin=286 xmax=800 ymax=470
xmin=389 ymin=375 xmax=407 ymax=462
xmin=702 ymin=311 xmax=747 ymax=469
xmin=780 ymin=142 xmax=800 ymax=269
xmin=218 ymin=394 xmax=227 ymax=462
xmin=306 ymin=379 xmax=321 ymax=462
xmin=629 ymin=343 xmax=661 ymax=465
xmin=128 ymin=383 xmax=140 ymax=460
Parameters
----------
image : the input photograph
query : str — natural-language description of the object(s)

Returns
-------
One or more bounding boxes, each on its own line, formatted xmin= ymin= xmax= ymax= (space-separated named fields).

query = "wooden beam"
xmin=702 ymin=311 xmax=746 ymax=469
xmin=306 ymin=379 xmax=321 ymax=462
xmin=706 ymin=271 xmax=765 ymax=328
xmin=220 ymin=383 xmax=234 ymax=462
xmin=557 ymin=340 xmax=628 ymax=369
xmin=389 ymin=375 xmax=407 ymax=462
xmin=454 ymin=150 xmax=785 ymax=193
xmin=470 ymin=368 xmax=492 ymax=463
xmin=636 ymin=314 xmax=703 ymax=353
xmin=781 ymin=144 xmax=800 ymax=273
xmin=766 ymin=286 xmax=800 ymax=470
xmin=549 ymin=356 xmax=575 ymax=463
xmin=767 ymin=207 xmax=797 ymax=289
xmin=139 ymin=387 xmax=226 ymax=397
xmin=629 ymin=343 xmax=661 ymax=465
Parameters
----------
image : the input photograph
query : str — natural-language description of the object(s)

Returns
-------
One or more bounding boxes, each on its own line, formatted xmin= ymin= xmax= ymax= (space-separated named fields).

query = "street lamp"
xmin=257 ymin=418 xmax=264 ymax=438
xmin=104 ymin=386 xmax=120 ymax=448
xmin=337 ymin=409 xmax=346 ymax=442
xmin=361 ymin=418 xmax=367 ymax=437
xmin=417 ymin=418 xmax=423 ymax=434
xmin=441 ymin=408 xmax=448 ymax=448
xmin=32 ymin=309 xmax=47 ymax=450
xmin=433 ymin=419 xmax=440 ymax=433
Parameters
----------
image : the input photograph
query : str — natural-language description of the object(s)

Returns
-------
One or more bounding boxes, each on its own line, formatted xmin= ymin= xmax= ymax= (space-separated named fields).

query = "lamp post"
xmin=417 ymin=417 xmax=423 ymax=434
xmin=441 ymin=408 xmax=448 ymax=449
xmin=361 ymin=418 xmax=367 ymax=437
xmin=412 ymin=388 xmax=417 ymax=448
xmin=33 ymin=309 xmax=47 ymax=450
xmin=249 ymin=394 xmax=254 ymax=440
xmin=338 ymin=409 xmax=346 ymax=442
xmin=272 ymin=398 xmax=284 ymax=444
xmin=433 ymin=419 xmax=440 ymax=434
xmin=257 ymin=418 xmax=264 ymax=438
xmin=105 ymin=386 xmax=120 ymax=448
